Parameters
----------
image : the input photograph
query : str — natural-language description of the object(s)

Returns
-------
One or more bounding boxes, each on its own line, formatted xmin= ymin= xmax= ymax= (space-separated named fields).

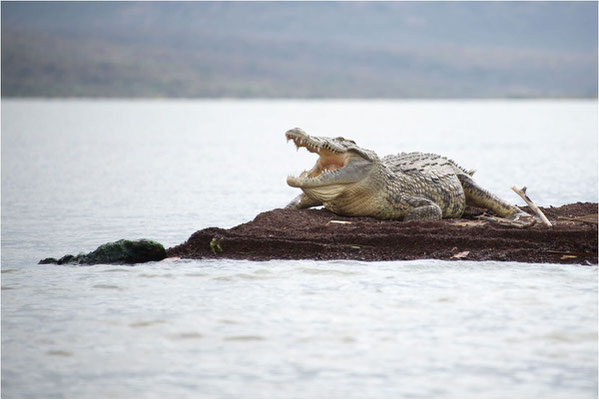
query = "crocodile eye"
xmin=335 ymin=136 xmax=345 ymax=141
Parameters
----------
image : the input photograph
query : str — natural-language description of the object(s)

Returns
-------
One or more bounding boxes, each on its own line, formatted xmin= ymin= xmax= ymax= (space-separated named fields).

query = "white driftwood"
xmin=326 ymin=220 xmax=353 ymax=226
xmin=477 ymin=214 xmax=535 ymax=228
xmin=511 ymin=186 xmax=552 ymax=227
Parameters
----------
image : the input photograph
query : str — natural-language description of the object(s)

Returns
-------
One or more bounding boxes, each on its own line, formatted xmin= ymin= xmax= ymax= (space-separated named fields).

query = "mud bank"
xmin=167 ymin=203 xmax=598 ymax=265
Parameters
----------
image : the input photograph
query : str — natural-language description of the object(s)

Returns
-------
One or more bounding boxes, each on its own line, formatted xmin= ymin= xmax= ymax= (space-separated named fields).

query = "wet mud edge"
xmin=167 ymin=203 xmax=598 ymax=265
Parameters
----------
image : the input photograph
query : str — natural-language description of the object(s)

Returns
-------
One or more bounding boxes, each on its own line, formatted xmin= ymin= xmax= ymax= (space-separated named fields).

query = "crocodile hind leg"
xmin=286 ymin=193 xmax=323 ymax=209
xmin=457 ymin=174 xmax=527 ymax=218
xmin=403 ymin=196 xmax=443 ymax=221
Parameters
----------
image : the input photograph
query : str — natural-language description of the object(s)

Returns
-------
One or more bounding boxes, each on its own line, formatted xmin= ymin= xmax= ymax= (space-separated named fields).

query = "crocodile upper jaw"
xmin=286 ymin=128 xmax=372 ymax=188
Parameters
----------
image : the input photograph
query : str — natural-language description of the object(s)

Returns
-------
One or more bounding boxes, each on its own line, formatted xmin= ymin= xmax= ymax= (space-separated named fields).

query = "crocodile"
xmin=285 ymin=127 xmax=529 ymax=221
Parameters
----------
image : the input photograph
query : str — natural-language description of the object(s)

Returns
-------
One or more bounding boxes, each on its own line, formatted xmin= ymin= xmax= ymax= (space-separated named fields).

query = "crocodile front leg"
xmin=285 ymin=193 xmax=323 ymax=209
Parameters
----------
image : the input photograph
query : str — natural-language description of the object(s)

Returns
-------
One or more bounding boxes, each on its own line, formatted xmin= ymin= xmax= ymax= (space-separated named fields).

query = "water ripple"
xmin=224 ymin=335 xmax=266 ymax=342
xmin=130 ymin=320 xmax=166 ymax=328
xmin=174 ymin=332 xmax=204 ymax=340
xmin=299 ymin=267 xmax=358 ymax=276
xmin=92 ymin=284 xmax=122 ymax=290
xmin=47 ymin=350 xmax=74 ymax=357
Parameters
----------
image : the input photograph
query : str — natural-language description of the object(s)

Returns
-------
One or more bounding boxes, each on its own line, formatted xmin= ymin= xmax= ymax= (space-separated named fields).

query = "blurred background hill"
xmin=2 ymin=1 xmax=597 ymax=98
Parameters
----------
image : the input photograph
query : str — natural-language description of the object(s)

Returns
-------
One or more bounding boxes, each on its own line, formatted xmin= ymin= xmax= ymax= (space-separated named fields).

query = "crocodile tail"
xmin=458 ymin=174 xmax=522 ymax=218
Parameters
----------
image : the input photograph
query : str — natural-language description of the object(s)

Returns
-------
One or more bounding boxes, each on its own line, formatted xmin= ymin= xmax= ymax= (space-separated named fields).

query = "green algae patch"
xmin=39 ymin=239 xmax=167 ymax=265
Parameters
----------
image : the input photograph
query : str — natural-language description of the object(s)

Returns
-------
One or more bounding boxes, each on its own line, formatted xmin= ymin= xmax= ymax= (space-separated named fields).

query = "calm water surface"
xmin=2 ymin=99 xmax=597 ymax=398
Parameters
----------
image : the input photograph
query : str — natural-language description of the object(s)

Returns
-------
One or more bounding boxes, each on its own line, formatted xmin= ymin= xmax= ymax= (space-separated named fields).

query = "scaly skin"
xmin=286 ymin=128 xmax=526 ymax=221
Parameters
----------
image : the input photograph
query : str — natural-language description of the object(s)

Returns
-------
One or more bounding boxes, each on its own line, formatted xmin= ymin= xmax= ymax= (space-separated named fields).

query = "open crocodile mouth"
xmin=286 ymin=131 xmax=349 ymax=184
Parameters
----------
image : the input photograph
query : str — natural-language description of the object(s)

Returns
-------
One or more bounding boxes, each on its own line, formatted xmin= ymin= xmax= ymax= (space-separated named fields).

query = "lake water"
xmin=1 ymin=99 xmax=597 ymax=398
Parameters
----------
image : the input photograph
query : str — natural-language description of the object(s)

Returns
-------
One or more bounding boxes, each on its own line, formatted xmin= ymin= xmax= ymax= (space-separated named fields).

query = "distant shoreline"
xmin=3 ymin=2 xmax=596 ymax=99
xmin=3 ymin=97 xmax=597 ymax=101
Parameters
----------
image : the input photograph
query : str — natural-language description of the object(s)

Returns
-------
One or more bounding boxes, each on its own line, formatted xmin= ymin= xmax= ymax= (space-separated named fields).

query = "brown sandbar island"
xmin=168 ymin=202 xmax=598 ymax=265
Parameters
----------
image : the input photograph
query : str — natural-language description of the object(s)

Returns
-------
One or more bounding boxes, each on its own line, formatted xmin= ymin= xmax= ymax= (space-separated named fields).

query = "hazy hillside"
xmin=2 ymin=1 xmax=597 ymax=98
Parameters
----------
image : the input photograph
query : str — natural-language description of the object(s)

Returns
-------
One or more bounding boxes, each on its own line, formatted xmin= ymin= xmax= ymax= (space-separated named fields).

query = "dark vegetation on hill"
xmin=2 ymin=2 xmax=597 ymax=98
